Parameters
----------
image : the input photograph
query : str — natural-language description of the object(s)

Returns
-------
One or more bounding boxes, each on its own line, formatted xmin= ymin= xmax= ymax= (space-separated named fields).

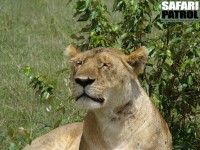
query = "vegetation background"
xmin=0 ymin=0 xmax=83 ymax=149
xmin=0 ymin=0 xmax=199 ymax=149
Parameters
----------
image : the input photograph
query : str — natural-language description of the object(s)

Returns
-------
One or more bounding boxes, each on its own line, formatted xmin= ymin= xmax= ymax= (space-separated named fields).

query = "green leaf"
xmin=171 ymin=37 xmax=181 ymax=43
xmin=53 ymin=118 xmax=62 ymax=129
xmin=111 ymin=24 xmax=119 ymax=32
xmin=145 ymin=24 xmax=152 ymax=33
xmin=194 ymin=22 xmax=199 ymax=30
xmin=147 ymin=44 xmax=155 ymax=51
xmin=77 ymin=11 xmax=91 ymax=21
xmin=154 ymin=21 xmax=163 ymax=30
xmin=113 ymin=0 xmax=124 ymax=11
xmin=153 ymin=2 xmax=161 ymax=11
xmin=9 ymin=143 xmax=18 ymax=150
xmin=7 ymin=127 xmax=15 ymax=138
xmin=71 ymin=34 xmax=85 ymax=40
xmin=91 ymin=11 xmax=99 ymax=19
xmin=76 ymin=0 xmax=90 ymax=12
xmin=165 ymin=58 xmax=173 ymax=66
xmin=41 ymin=92 xmax=50 ymax=102
xmin=143 ymin=82 xmax=149 ymax=95
xmin=37 ymin=75 xmax=45 ymax=82
xmin=131 ymin=1 xmax=138 ymax=11
xmin=144 ymin=1 xmax=152 ymax=16
xmin=187 ymin=75 xmax=193 ymax=85
xmin=180 ymin=60 xmax=189 ymax=71
xmin=61 ymin=118 xmax=69 ymax=124
xmin=196 ymin=130 xmax=200 ymax=139
xmin=195 ymin=48 xmax=200 ymax=57
xmin=149 ymin=0 xmax=155 ymax=4
xmin=24 ymin=66 xmax=31 ymax=76
xmin=47 ymin=84 xmax=54 ymax=90
xmin=166 ymin=50 xmax=171 ymax=57
xmin=24 ymin=66 xmax=35 ymax=81
xmin=120 ymin=33 xmax=127 ymax=40
xmin=81 ymin=24 xmax=91 ymax=32
xmin=151 ymin=94 xmax=161 ymax=107
xmin=186 ymin=27 xmax=193 ymax=33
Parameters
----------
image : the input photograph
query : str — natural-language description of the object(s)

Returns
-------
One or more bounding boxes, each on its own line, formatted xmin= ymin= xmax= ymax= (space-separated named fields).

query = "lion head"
xmin=65 ymin=45 xmax=148 ymax=110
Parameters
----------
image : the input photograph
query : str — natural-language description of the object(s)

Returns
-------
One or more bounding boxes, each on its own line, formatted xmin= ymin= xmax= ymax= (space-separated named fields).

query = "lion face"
xmin=65 ymin=45 xmax=148 ymax=110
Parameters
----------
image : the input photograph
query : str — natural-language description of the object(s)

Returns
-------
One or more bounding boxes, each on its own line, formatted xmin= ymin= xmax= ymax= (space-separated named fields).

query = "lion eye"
xmin=76 ymin=61 xmax=83 ymax=67
xmin=100 ymin=63 xmax=109 ymax=68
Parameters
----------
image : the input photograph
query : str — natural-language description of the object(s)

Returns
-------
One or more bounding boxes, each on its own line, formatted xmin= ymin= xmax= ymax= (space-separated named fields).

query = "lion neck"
xmin=80 ymin=79 xmax=146 ymax=150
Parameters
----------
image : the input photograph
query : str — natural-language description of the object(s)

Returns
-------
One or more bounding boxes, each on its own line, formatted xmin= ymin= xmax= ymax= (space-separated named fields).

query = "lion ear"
xmin=64 ymin=44 xmax=79 ymax=58
xmin=127 ymin=46 xmax=148 ymax=75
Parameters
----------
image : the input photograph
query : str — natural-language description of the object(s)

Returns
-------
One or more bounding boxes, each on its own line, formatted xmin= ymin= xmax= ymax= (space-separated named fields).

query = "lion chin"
xmin=24 ymin=45 xmax=172 ymax=150
xmin=75 ymin=93 xmax=106 ymax=110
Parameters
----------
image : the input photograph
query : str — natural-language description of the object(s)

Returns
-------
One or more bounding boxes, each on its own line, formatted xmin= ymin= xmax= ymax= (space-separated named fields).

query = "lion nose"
xmin=75 ymin=78 xmax=95 ymax=87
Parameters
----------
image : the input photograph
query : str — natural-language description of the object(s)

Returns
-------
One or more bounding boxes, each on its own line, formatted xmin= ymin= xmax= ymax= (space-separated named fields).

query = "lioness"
xmin=24 ymin=45 xmax=172 ymax=150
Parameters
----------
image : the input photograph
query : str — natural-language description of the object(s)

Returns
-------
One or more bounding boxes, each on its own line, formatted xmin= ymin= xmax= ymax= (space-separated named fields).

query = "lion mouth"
xmin=76 ymin=93 xmax=105 ymax=103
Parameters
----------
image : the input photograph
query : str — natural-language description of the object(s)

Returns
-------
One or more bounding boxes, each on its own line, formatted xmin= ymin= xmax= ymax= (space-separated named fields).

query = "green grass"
xmin=0 ymin=0 xmax=84 ymax=149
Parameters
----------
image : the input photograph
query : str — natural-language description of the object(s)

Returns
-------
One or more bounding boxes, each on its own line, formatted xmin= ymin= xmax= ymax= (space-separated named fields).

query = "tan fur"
xmin=24 ymin=45 xmax=172 ymax=150
xmin=23 ymin=123 xmax=83 ymax=150
xmin=64 ymin=44 xmax=79 ymax=58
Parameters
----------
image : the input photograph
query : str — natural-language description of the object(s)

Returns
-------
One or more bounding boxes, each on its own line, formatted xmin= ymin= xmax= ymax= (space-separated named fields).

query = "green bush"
xmin=70 ymin=0 xmax=200 ymax=149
